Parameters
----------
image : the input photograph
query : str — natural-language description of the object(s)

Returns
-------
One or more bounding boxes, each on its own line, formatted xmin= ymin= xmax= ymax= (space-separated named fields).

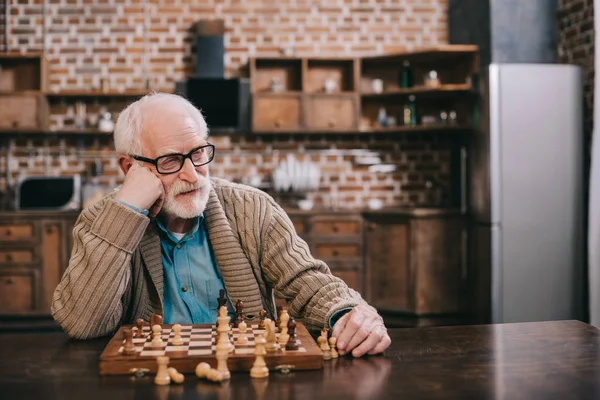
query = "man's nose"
xmin=178 ymin=158 xmax=199 ymax=182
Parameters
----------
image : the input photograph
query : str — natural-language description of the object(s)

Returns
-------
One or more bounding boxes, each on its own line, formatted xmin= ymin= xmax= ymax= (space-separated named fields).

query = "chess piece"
xmin=319 ymin=328 xmax=332 ymax=360
xmin=258 ymin=309 xmax=266 ymax=329
xmin=264 ymin=319 xmax=279 ymax=352
xmin=150 ymin=313 xmax=163 ymax=328
xmin=216 ymin=306 xmax=231 ymax=380
xmin=329 ymin=337 xmax=339 ymax=358
xmin=276 ymin=305 xmax=283 ymax=329
xmin=152 ymin=324 xmax=163 ymax=347
xmin=237 ymin=319 xmax=248 ymax=345
xmin=135 ymin=318 xmax=145 ymax=338
xmin=285 ymin=316 xmax=299 ymax=351
xmin=167 ymin=367 xmax=185 ymax=383
xmin=250 ymin=334 xmax=269 ymax=378
xmin=154 ymin=356 xmax=170 ymax=385
xmin=234 ymin=300 xmax=244 ymax=328
xmin=206 ymin=368 xmax=225 ymax=382
xmin=123 ymin=327 xmax=136 ymax=355
xmin=278 ymin=308 xmax=290 ymax=347
xmin=217 ymin=289 xmax=228 ymax=311
xmin=172 ymin=324 xmax=183 ymax=346
xmin=195 ymin=362 xmax=211 ymax=378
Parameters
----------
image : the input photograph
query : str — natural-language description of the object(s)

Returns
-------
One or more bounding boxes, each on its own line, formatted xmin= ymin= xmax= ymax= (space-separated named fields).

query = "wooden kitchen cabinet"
xmin=0 ymin=213 xmax=76 ymax=330
xmin=288 ymin=212 xmax=365 ymax=295
xmin=364 ymin=212 xmax=468 ymax=327
xmin=303 ymin=94 xmax=358 ymax=131
xmin=252 ymin=94 xmax=302 ymax=131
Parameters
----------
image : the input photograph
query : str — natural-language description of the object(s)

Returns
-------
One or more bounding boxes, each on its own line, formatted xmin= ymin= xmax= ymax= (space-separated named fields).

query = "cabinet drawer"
xmin=315 ymin=243 xmax=361 ymax=258
xmin=0 ymin=223 xmax=35 ymax=241
xmin=313 ymin=219 xmax=361 ymax=235
xmin=0 ymin=249 xmax=35 ymax=264
xmin=0 ymin=271 xmax=36 ymax=312
xmin=304 ymin=94 xmax=357 ymax=130
xmin=252 ymin=94 xmax=301 ymax=131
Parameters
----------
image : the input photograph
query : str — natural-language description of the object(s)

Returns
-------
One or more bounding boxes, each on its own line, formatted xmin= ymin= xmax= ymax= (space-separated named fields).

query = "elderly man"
xmin=51 ymin=93 xmax=390 ymax=357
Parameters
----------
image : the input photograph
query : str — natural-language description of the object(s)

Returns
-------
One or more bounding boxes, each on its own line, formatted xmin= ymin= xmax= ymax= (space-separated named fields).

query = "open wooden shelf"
xmin=361 ymin=83 xmax=473 ymax=98
xmin=44 ymin=90 xmax=159 ymax=98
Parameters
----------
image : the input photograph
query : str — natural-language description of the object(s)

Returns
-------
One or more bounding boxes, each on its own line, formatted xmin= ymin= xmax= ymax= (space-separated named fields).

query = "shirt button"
xmin=176 ymin=244 xmax=182 ymax=249
xmin=181 ymin=286 xmax=188 ymax=292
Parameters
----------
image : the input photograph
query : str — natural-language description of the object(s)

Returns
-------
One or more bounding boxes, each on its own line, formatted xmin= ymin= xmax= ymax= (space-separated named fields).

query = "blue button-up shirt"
xmin=153 ymin=216 xmax=235 ymax=324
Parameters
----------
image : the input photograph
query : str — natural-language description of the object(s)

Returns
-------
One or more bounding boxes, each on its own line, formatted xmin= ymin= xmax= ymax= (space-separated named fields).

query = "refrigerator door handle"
xmin=461 ymin=227 xmax=468 ymax=280
xmin=461 ymin=146 xmax=467 ymax=214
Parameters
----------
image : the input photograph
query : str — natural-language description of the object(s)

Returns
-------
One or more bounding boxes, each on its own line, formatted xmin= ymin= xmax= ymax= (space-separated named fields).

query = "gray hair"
xmin=113 ymin=92 xmax=209 ymax=155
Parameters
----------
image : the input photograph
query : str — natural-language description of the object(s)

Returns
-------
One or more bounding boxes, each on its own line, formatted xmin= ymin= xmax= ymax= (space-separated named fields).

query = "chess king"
xmin=51 ymin=93 xmax=390 ymax=357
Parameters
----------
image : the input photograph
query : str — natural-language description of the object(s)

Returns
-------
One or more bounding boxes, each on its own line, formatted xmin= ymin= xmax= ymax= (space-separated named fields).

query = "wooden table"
xmin=1 ymin=320 xmax=599 ymax=399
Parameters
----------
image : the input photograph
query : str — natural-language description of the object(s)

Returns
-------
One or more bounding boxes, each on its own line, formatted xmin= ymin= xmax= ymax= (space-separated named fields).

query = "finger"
xmin=351 ymin=326 xmax=384 ymax=357
xmin=149 ymin=185 xmax=166 ymax=217
xmin=335 ymin=309 xmax=365 ymax=352
xmin=367 ymin=331 xmax=391 ymax=355
xmin=344 ymin=316 xmax=377 ymax=353
xmin=331 ymin=312 xmax=350 ymax=339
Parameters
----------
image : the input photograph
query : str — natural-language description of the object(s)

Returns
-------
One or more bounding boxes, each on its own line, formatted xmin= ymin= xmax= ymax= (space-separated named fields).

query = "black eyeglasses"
xmin=130 ymin=144 xmax=215 ymax=175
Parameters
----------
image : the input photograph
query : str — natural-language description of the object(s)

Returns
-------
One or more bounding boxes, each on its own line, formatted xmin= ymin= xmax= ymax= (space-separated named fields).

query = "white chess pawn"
xmin=278 ymin=310 xmax=290 ymax=347
xmin=250 ymin=334 xmax=269 ymax=379
xmin=172 ymin=324 xmax=183 ymax=346
xmin=154 ymin=356 xmax=170 ymax=385
xmin=151 ymin=324 xmax=163 ymax=347
xmin=237 ymin=320 xmax=248 ymax=345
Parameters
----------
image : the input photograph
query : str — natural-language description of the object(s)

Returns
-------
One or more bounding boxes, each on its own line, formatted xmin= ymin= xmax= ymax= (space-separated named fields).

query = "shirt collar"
xmin=152 ymin=213 xmax=204 ymax=243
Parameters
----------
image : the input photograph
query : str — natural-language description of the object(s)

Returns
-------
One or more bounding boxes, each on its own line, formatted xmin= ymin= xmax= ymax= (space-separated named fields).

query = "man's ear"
xmin=118 ymin=155 xmax=133 ymax=175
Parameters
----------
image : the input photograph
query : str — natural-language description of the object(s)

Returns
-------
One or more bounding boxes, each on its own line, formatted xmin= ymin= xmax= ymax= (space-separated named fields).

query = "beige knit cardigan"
xmin=51 ymin=177 xmax=372 ymax=339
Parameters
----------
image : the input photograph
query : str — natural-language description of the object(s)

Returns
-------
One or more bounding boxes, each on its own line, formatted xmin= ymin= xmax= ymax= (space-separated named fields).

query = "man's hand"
xmin=331 ymin=305 xmax=391 ymax=357
xmin=114 ymin=164 xmax=165 ymax=217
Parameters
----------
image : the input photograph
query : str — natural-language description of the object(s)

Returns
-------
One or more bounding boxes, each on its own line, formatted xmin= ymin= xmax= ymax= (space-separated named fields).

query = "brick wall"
xmin=1 ymin=0 xmax=451 ymax=210
xmin=557 ymin=0 xmax=594 ymax=145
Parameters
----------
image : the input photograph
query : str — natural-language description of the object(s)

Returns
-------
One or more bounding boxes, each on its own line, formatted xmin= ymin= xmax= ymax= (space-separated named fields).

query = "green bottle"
xmin=403 ymin=95 xmax=417 ymax=127
xmin=399 ymin=60 xmax=414 ymax=89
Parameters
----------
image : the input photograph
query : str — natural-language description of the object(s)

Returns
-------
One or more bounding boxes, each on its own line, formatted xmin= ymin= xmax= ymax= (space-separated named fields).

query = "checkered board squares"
xmin=116 ymin=323 xmax=306 ymax=357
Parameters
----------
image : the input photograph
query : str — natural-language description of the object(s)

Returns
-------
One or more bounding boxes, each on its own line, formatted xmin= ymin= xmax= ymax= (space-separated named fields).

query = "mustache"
xmin=170 ymin=180 xmax=204 ymax=196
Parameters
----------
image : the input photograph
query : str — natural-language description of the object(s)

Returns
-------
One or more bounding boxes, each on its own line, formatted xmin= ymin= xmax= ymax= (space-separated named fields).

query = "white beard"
xmin=162 ymin=176 xmax=211 ymax=219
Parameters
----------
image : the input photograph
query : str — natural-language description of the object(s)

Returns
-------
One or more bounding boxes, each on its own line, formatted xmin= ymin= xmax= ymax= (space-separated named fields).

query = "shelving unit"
xmin=249 ymin=46 xmax=479 ymax=135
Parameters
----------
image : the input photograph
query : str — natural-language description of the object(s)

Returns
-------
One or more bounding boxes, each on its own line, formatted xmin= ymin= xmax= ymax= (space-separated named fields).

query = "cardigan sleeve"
xmin=259 ymin=200 xmax=379 ymax=332
xmin=51 ymin=197 xmax=150 ymax=339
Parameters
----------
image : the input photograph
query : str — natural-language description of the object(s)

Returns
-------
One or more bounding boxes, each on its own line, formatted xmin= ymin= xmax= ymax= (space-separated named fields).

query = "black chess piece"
xmin=217 ymin=289 xmax=228 ymax=309
xmin=258 ymin=309 xmax=266 ymax=329
xmin=234 ymin=300 xmax=244 ymax=328
xmin=285 ymin=316 xmax=299 ymax=351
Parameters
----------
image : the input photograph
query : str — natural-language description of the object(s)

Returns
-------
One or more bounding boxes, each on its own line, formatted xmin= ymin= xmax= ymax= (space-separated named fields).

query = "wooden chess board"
xmin=99 ymin=322 xmax=323 ymax=375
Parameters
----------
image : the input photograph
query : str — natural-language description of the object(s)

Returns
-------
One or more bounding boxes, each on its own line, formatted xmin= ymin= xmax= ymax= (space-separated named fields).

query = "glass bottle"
xmin=399 ymin=60 xmax=414 ymax=88
xmin=403 ymin=95 xmax=417 ymax=127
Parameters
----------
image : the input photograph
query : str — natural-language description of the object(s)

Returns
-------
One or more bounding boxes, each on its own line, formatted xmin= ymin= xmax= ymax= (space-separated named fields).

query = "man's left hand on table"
xmin=331 ymin=305 xmax=391 ymax=357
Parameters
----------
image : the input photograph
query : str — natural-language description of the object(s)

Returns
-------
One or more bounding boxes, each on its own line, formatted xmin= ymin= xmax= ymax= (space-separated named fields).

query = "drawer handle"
xmin=274 ymin=119 xmax=282 ymax=128
xmin=4 ymin=278 xmax=13 ymax=285
xmin=6 ymin=254 xmax=13 ymax=262
xmin=332 ymin=225 xmax=339 ymax=233
xmin=328 ymin=119 xmax=336 ymax=127
xmin=5 ymin=229 xmax=12 ymax=237
xmin=332 ymin=250 xmax=339 ymax=257
xmin=47 ymin=226 xmax=54 ymax=234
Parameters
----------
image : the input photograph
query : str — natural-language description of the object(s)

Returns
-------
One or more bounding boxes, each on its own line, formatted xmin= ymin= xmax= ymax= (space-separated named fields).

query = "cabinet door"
xmin=364 ymin=217 xmax=412 ymax=311
xmin=0 ymin=270 xmax=39 ymax=312
xmin=412 ymin=217 xmax=467 ymax=315
xmin=252 ymin=94 xmax=301 ymax=131
xmin=41 ymin=221 xmax=63 ymax=312
xmin=304 ymin=94 xmax=357 ymax=130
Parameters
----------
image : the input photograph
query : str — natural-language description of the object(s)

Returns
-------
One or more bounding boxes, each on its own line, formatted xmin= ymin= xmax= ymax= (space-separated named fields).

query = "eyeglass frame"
xmin=129 ymin=143 xmax=216 ymax=175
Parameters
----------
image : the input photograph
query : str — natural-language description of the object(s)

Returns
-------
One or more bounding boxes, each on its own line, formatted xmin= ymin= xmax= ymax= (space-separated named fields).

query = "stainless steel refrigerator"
xmin=469 ymin=64 xmax=585 ymax=324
